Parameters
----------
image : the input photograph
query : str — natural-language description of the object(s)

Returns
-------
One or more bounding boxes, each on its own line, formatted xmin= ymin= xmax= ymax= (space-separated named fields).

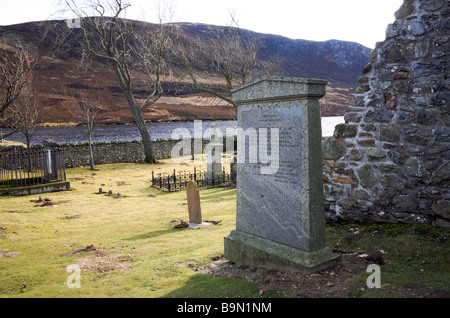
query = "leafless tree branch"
xmin=62 ymin=0 xmax=176 ymax=163
xmin=0 ymin=41 xmax=35 ymax=119
xmin=172 ymin=14 xmax=280 ymax=108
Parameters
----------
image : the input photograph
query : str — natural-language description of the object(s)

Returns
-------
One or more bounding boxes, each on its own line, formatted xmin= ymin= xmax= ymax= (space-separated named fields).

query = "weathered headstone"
xmin=224 ymin=76 xmax=339 ymax=273
xmin=186 ymin=181 xmax=202 ymax=225
xmin=205 ymin=124 xmax=224 ymax=182
xmin=43 ymin=140 xmax=59 ymax=182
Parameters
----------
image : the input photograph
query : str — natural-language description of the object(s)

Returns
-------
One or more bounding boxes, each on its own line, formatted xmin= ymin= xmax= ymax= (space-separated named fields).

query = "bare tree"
xmin=0 ymin=41 xmax=35 ymax=120
xmin=62 ymin=0 xmax=175 ymax=163
xmin=61 ymin=51 xmax=100 ymax=170
xmin=6 ymin=73 xmax=40 ymax=181
xmin=8 ymin=80 xmax=41 ymax=150
xmin=174 ymin=15 xmax=280 ymax=108
xmin=64 ymin=90 xmax=100 ymax=170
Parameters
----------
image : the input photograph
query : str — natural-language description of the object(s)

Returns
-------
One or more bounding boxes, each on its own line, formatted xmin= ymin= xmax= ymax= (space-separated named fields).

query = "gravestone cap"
xmin=231 ymin=76 xmax=327 ymax=105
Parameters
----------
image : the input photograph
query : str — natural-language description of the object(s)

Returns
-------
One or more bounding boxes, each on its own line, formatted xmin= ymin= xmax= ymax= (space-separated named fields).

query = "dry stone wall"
xmin=12 ymin=137 xmax=235 ymax=168
xmin=322 ymin=0 xmax=449 ymax=227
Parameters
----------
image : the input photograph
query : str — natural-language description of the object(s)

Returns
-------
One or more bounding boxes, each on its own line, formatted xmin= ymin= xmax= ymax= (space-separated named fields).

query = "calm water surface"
xmin=2 ymin=117 xmax=343 ymax=145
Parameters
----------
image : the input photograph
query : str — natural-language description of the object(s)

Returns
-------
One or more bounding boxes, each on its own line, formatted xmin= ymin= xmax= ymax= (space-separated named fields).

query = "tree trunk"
xmin=121 ymin=83 xmax=156 ymax=164
xmin=87 ymin=133 xmax=95 ymax=170
xmin=134 ymin=114 xmax=157 ymax=164
xmin=26 ymin=135 xmax=31 ymax=180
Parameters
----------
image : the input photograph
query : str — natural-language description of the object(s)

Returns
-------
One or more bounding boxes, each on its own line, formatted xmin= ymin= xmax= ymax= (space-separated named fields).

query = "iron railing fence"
xmin=0 ymin=147 xmax=67 ymax=190
xmin=151 ymin=167 xmax=233 ymax=192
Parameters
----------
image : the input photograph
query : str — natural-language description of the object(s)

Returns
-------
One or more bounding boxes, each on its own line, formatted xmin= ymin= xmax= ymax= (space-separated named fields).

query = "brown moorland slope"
xmin=0 ymin=20 xmax=370 ymax=125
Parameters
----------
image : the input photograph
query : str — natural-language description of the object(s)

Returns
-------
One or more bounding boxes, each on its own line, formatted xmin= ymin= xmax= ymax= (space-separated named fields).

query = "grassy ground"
xmin=0 ymin=160 xmax=449 ymax=298
xmin=327 ymin=223 xmax=449 ymax=297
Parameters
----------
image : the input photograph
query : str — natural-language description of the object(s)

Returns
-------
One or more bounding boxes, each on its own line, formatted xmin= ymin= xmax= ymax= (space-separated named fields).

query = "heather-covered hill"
xmin=0 ymin=20 xmax=371 ymax=124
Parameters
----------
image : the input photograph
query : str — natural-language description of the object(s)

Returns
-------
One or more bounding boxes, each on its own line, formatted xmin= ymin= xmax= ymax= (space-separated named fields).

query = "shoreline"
xmin=1 ymin=115 xmax=345 ymax=129
xmin=1 ymin=118 xmax=237 ymax=129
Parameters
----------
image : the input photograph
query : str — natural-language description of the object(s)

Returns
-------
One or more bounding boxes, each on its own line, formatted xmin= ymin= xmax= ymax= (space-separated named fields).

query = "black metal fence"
xmin=0 ymin=147 xmax=67 ymax=190
xmin=151 ymin=167 xmax=233 ymax=192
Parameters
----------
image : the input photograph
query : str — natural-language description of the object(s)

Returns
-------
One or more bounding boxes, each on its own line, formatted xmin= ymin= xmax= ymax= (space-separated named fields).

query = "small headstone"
xmin=186 ymin=181 xmax=202 ymax=225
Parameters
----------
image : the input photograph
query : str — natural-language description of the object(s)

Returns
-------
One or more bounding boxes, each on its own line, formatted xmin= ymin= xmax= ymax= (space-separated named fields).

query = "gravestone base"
xmin=224 ymin=230 xmax=339 ymax=274
xmin=188 ymin=222 xmax=213 ymax=230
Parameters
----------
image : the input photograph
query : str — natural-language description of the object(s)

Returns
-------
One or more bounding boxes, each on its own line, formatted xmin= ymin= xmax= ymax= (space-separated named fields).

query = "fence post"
xmin=223 ymin=167 xmax=226 ymax=184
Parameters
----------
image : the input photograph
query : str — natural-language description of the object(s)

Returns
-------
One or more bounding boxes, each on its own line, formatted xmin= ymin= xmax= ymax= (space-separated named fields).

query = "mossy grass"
xmin=326 ymin=222 xmax=449 ymax=297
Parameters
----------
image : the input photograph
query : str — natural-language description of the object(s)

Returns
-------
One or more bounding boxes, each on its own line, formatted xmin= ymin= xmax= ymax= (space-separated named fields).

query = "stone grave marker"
xmin=205 ymin=124 xmax=224 ymax=182
xmin=186 ymin=181 xmax=202 ymax=227
xmin=224 ymin=76 xmax=339 ymax=273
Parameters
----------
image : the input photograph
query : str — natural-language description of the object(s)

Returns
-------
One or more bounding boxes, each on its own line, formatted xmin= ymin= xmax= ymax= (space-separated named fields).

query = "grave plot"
xmin=0 ymin=145 xmax=70 ymax=196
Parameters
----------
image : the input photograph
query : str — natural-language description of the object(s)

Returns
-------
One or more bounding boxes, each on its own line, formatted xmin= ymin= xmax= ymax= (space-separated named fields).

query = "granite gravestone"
xmin=224 ymin=77 xmax=339 ymax=273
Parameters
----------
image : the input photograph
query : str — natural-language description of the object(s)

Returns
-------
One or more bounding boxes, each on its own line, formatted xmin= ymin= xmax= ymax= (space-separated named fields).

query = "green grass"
xmin=326 ymin=223 xmax=450 ymax=297
xmin=1 ymin=161 xmax=449 ymax=298
xmin=0 ymin=160 xmax=250 ymax=298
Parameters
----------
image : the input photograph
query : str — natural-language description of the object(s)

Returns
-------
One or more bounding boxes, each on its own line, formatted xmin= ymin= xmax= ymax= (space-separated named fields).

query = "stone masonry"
xmin=322 ymin=0 xmax=449 ymax=227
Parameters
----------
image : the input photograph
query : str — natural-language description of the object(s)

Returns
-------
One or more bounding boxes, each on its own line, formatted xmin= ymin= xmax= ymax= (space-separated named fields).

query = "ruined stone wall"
xmin=322 ymin=0 xmax=449 ymax=227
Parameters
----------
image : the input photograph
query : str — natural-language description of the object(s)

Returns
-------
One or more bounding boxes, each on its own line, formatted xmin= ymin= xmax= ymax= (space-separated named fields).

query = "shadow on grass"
xmin=123 ymin=228 xmax=177 ymax=240
xmin=162 ymin=273 xmax=266 ymax=298
xmin=200 ymin=189 xmax=236 ymax=202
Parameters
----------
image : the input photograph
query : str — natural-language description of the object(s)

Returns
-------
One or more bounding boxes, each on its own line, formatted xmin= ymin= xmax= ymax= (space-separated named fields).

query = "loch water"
xmin=2 ymin=117 xmax=344 ymax=145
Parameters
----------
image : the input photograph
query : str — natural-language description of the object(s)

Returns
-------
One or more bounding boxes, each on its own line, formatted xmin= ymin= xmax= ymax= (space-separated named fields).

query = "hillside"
xmin=0 ymin=20 xmax=371 ymax=125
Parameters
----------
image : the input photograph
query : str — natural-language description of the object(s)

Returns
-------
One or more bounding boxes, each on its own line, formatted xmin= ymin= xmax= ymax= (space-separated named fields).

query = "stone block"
xmin=354 ymin=189 xmax=370 ymax=200
xmin=333 ymin=124 xmax=358 ymax=139
xmin=421 ymin=0 xmax=445 ymax=11
xmin=344 ymin=112 xmax=363 ymax=123
xmin=322 ymin=137 xmax=347 ymax=160
xmin=364 ymin=110 xmax=394 ymax=123
xmin=357 ymin=139 xmax=376 ymax=147
xmin=393 ymin=195 xmax=418 ymax=211
xmin=380 ymin=125 xmax=400 ymax=142
xmin=429 ymin=162 xmax=450 ymax=185
xmin=405 ymin=157 xmax=426 ymax=177
xmin=367 ymin=149 xmax=387 ymax=160
xmin=431 ymin=200 xmax=450 ymax=220
xmin=357 ymin=164 xmax=376 ymax=188
xmin=381 ymin=175 xmax=406 ymax=193
xmin=407 ymin=21 xmax=426 ymax=36
xmin=395 ymin=3 xmax=415 ymax=19
xmin=349 ymin=149 xmax=363 ymax=161
xmin=384 ymin=93 xmax=397 ymax=110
